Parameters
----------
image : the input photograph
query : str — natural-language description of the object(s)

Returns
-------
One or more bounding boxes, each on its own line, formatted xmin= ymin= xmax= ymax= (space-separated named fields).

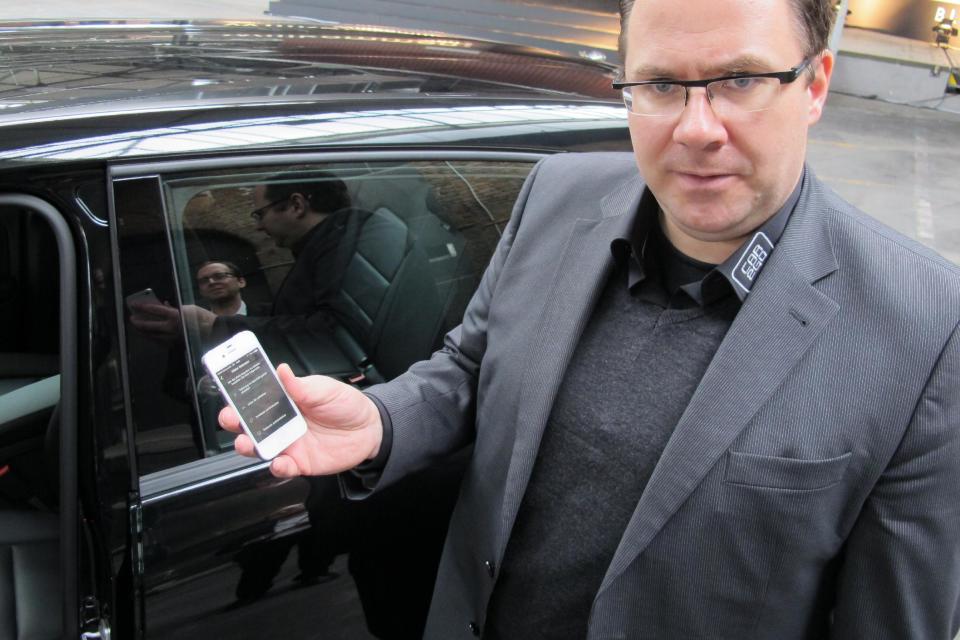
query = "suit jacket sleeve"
xmin=339 ymin=158 xmax=545 ymax=497
xmin=830 ymin=320 xmax=960 ymax=638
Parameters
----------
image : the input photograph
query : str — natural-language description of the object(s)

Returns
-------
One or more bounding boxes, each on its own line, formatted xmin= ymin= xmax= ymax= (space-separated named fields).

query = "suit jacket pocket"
xmin=724 ymin=450 xmax=852 ymax=491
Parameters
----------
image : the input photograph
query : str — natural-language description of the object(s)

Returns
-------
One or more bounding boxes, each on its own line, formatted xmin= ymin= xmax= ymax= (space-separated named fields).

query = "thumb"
xmin=270 ymin=454 xmax=301 ymax=478
xmin=276 ymin=363 xmax=307 ymax=404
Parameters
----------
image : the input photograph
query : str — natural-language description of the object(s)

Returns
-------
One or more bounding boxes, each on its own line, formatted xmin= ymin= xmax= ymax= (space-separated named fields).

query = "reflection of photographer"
xmin=132 ymin=173 xmax=369 ymax=377
xmin=196 ymin=261 xmax=248 ymax=316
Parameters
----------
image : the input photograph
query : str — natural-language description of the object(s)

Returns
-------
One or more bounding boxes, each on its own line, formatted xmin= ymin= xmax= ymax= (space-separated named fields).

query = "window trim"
xmin=140 ymin=450 xmax=269 ymax=502
xmin=109 ymin=150 xmax=549 ymax=178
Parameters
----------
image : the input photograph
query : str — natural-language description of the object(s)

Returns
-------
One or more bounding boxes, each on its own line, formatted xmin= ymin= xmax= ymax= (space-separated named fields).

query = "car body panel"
xmin=0 ymin=19 xmax=629 ymax=639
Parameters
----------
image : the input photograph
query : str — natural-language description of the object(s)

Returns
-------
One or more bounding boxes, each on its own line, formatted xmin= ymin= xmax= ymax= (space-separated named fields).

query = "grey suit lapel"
xmin=597 ymin=171 xmax=841 ymax=594
xmin=496 ymin=176 xmax=643 ymax=554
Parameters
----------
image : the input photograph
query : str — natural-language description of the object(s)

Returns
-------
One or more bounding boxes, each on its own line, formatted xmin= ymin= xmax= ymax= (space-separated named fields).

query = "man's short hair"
xmin=197 ymin=259 xmax=243 ymax=278
xmin=618 ymin=0 xmax=836 ymax=72
xmin=263 ymin=171 xmax=351 ymax=215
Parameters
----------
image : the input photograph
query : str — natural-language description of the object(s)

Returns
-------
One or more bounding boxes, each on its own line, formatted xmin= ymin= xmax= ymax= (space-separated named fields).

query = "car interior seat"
xmin=336 ymin=167 xmax=467 ymax=382
xmin=0 ymin=396 xmax=62 ymax=640
xmin=0 ymin=509 xmax=62 ymax=639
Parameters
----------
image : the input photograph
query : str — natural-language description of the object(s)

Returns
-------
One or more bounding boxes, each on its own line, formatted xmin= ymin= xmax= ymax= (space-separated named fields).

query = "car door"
xmin=110 ymin=151 xmax=541 ymax=639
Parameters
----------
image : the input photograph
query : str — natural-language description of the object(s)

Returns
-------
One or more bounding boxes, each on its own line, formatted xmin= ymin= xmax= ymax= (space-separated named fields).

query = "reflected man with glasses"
xmin=195 ymin=260 xmax=248 ymax=316
xmin=163 ymin=173 xmax=367 ymax=352
xmin=221 ymin=0 xmax=960 ymax=637
xmin=237 ymin=173 xmax=358 ymax=328
xmin=132 ymin=172 xmax=367 ymax=372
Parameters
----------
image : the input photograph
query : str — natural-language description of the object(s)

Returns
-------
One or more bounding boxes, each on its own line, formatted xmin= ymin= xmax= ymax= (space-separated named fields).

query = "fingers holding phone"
xmin=126 ymin=288 xmax=180 ymax=342
xmin=128 ymin=293 xmax=215 ymax=342
xmin=208 ymin=334 xmax=383 ymax=476
xmin=215 ymin=356 xmax=383 ymax=477
xmin=204 ymin=332 xmax=307 ymax=460
xmin=129 ymin=301 xmax=179 ymax=338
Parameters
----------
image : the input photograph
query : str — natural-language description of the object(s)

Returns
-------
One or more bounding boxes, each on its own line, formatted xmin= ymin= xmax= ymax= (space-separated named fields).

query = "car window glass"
xmin=114 ymin=177 xmax=202 ymax=474
xmin=151 ymin=159 xmax=533 ymax=464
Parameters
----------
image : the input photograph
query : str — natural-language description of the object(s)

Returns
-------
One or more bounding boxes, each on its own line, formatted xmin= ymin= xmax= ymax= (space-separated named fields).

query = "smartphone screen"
xmin=214 ymin=347 xmax=297 ymax=443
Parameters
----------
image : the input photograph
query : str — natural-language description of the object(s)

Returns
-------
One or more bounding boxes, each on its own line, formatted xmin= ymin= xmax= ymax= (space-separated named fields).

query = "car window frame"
xmin=110 ymin=149 xmax=548 ymax=502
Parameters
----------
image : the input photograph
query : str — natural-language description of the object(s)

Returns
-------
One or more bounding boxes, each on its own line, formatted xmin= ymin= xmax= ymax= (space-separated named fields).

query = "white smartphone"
xmin=202 ymin=330 xmax=306 ymax=460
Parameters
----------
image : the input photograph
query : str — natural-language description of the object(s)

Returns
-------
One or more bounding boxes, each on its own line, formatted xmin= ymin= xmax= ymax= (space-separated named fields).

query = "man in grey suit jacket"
xmin=221 ymin=0 xmax=960 ymax=637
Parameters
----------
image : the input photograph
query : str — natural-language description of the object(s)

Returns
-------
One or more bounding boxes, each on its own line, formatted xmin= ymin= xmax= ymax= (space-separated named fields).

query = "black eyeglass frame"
xmin=612 ymin=58 xmax=813 ymax=112
xmin=249 ymin=196 xmax=291 ymax=222
xmin=196 ymin=271 xmax=239 ymax=285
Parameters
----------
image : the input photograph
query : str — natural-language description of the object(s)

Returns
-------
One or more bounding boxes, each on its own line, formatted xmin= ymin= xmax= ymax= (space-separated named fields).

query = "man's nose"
xmin=672 ymin=87 xmax=728 ymax=149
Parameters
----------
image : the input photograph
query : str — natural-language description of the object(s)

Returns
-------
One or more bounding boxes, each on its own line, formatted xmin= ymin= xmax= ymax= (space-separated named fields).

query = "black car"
xmin=0 ymin=20 xmax=629 ymax=639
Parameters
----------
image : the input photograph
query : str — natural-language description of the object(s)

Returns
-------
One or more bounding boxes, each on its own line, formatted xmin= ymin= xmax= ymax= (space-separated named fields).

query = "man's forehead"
xmin=198 ymin=263 xmax=228 ymax=275
xmin=627 ymin=53 xmax=779 ymax=80
xmin=623 ymin=0 xmax=806 ymax=73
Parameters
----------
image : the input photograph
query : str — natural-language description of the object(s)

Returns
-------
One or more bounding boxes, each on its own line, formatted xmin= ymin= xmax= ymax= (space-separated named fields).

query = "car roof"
xmin=0 ymin=20 xmax=619 ymax=114
xmin=0 ymin=20 xmax=626 ymax=166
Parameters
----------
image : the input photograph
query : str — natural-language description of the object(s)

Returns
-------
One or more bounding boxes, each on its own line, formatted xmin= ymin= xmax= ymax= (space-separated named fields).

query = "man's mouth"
xmin=674 ymin=171 xmax=736 ymax=189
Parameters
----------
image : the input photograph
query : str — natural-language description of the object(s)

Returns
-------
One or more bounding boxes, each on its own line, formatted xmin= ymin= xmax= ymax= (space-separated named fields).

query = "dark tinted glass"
xmin=131 ymin=159 xmax=534 ymax=639
xmin=160 ymin=160 xmax=532 ymax=457
xmin=114 ymin=177 xmax=204 ymax=473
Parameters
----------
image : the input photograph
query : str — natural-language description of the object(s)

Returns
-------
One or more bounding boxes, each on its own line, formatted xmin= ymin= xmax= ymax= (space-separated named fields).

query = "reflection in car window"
xmin=115 ymin=177 xmax=202 ymax=474
xmin=156 ymin=160 xmax=533 ymax=461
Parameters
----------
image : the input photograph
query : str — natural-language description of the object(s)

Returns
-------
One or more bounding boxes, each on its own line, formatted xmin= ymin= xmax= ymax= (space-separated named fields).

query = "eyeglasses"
xmin=249 ymin=196 xmax=289 ymax=222
xmin=612 ymin=58 xmax=812 ymax=118
xmin=196 ymin=272 xmax=237 ymax=285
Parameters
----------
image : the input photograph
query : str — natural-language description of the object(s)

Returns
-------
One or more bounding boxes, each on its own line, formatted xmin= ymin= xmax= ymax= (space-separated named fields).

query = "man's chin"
xmin=662 ymin=201 xmax=752 ymax=238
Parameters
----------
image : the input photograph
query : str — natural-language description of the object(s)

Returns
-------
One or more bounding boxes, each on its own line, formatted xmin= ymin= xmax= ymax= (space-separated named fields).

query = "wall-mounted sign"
xmin=847 ymin=0 xmax=959 ymax=43
xmin=935 ymin=5 xmax=959 ymax=22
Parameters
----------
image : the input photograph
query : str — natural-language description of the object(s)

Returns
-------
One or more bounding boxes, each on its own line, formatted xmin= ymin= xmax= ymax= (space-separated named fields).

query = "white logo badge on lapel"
xmin=732 ymin=232 xmax=774 ymax=294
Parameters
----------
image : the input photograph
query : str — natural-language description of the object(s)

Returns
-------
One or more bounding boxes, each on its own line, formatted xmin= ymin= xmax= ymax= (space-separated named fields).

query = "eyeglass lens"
xmin=197 ymin=272 xmax=235 ymax=285
xmin=622 ymin=76 xmax=782 ymax=117
xmin=250 ymin=197 xmax=287 ymax=222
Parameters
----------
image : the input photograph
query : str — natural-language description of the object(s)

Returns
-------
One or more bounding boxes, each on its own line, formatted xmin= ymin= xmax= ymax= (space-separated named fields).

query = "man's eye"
xmin=728 ymin=77 xmax=757 ymax=90
xmin=651 ymin=83 xmax=678 ymax=95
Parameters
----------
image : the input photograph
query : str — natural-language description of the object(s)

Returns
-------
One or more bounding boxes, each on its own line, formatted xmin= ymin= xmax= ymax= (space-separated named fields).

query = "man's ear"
xmin=807 ymin=49 xmax=834 ymax=125
xmin=237 ymin=277 xmax=247 ymax=289
xmin=289 ymin=192 xmax=309 ymax=218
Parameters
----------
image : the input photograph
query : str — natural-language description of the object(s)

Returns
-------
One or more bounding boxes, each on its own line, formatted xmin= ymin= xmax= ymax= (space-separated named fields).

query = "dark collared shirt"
xmin=614 ymin=175 xmax=801 ymax=307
